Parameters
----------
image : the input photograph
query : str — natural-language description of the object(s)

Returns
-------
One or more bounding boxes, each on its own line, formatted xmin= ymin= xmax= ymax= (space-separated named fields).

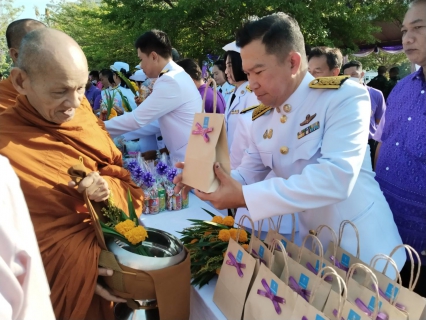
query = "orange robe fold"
xmin=0 ymin=77 xmax=19 ymax=114
xmin=0 ymin=96 xmax=144 ymax=320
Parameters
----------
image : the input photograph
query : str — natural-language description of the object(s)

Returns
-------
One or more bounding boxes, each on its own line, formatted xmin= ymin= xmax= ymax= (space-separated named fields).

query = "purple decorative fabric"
xmin=375 ymin=67 xmax=426 ymax=264
xmin=366 ymin=86 xmax=386 ymax=139
xmin=198 ymin=84 xmax=226 ymax=114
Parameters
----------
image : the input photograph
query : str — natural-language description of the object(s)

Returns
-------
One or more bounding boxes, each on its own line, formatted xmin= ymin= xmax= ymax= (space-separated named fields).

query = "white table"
xmin=140 ymin=193 xmax=227 ymax=320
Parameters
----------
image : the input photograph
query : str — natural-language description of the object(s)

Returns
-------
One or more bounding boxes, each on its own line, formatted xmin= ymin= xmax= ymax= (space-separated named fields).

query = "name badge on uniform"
xmin=297 ymin=121 xmax=320 ymax=139
xmin=231 ymin=110 xmax=239 ymax=114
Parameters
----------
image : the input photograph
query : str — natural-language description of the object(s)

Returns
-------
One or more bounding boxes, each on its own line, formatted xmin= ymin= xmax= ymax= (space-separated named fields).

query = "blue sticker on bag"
xmin=299 ymin=273 xmax=310 ymax=289
xmin=315 ymin=315 xmax=326 ymax=320
xmin=270 ymin=279 xmax=278 ymax=295
xmin=341 ymin=253 xmax=350 ymax=267
xmin=259 ymin=245 xmax=265 ymax=258
xmin=368 ymin=296 xmax=382 ymax=312
xmin=203 ymin=116 xmax=210 ymax=128
xmin=348 ymin=309 xmax=361 ymax=320
xmin=236 ymin=250 xmax=243 ymax=263
xmin=385 ymin=283 xmax=399 ymax=300
xmin=281 ymin=239 xmax=287 ymax=248
xmin=315 ymin=260 xmax=326 ymax=272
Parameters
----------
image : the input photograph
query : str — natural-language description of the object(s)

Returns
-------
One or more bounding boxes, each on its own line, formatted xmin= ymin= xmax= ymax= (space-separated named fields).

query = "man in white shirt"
xmin=0 ymin=155 xmax=55 ymax=320
xmin=105 ymin=30 xmax=201 ymax=161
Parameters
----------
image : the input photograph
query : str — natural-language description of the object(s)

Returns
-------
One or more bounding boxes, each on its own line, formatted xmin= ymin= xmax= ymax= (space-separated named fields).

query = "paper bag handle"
xmin=268 ymin=214 xmax=296 ymax=242
xmin=384 ymin=244 xmax=421 ymax=291
xmin=338 ymin=220 xmax=360 ymax=258
xmin=297 ymin=234 xmax=324 ymax=265
xmin=257 ymin=220 xmax=265 ymax=239
xmin=346 ymin=263 xmax=380 ymax=320
xmin=311 ymin=266 xmax=347 ymax=319
xmin=270 ymin=238 xmax=290 ymax=286
xmin=237 ymin=214 xmax=256 ymax=254
xmin=315 ymin=225 xmax=338 ymax=267
xmin=201 ymin=78 xmax=218 ymax=114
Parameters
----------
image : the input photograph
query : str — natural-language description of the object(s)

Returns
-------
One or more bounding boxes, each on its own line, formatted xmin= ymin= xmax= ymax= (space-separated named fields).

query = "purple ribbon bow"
xmin=306 ymin=262 xmax=333 ymax=282
xmin=374 ymin=284 xmax=406 ymax=312
xmin=257 ymin=278 xmax=285 ymax=314
xmin=192 ymin=122 xmax=213 ymax=142
xmin=226 ymin=252 xmax=246 ymax=277
xmin=252 ymin=249 xmax=267 ymax=265
xmin=355 ymin=298 xmax=388 ymax=320
xmin=289 ymin=276 xmax=311 ymax=302
xmin=302 ymin=317 xmax=308 ymax=320
xmin=329 ymin=256 xmax=357 ymax=274
xmin=332 ymin=309 xmax=345 ymax=320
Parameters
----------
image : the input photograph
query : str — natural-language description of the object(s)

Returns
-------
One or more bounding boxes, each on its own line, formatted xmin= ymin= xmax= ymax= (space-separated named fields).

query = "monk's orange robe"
xmin=0 ymin=77 xmax=19 ymax=114
xmin=0 ymin=95 xmax=144 ymax=320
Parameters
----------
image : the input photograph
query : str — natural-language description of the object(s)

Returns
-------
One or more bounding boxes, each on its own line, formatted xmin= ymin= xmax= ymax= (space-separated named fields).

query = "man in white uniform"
xmin=175 ymin=13 xmax=404 ymax=270
xmin=105 ymin=30 xmax=201 ymax=160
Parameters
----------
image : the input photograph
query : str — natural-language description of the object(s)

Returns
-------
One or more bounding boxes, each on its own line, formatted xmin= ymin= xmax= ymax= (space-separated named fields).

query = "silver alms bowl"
xmin=106 ymin=227 xmax=186 ymax=271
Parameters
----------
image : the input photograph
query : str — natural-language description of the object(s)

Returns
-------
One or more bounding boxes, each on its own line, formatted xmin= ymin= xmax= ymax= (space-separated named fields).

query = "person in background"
xmin=130 ymin=69 xmax=147 ymax=88
xmin=89 ymin=70 xmax=103 ymax=90
xmin=342 ymin=60 xmax=385 ymax=168
xmin=85 ymin=75 xmax=101 ymax=110
xmin=0 ymin=155 xmax=55 ymax=320
xmin=105 ymin=30 xmax=201 ymax=161
xmin=308 ymin=46 xmax=342 ymax=78
xmin=367 ymin=65 xmax=389 ymax=95
xmin=385 ymin=66 xmax=400 ymax=99
xmin=99 ymin=69 xmax=113 ymax=89
xmin=109 ymin=61 xmax=138 ymax=110
xmin=171 ymin=47 xmax=180 ymax=61
xmin=374 ymin=0 xmax=426 ymax=297
xmin=0 ymin=18 xmax=45 ymax=113
xmin=212 ymin=59 xmax=235 ymax=104
xmin=176 ymin=58 xmax=226 ymax=114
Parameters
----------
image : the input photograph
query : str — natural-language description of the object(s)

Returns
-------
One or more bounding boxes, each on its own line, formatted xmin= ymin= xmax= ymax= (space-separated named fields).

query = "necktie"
xmin=230 ymin=93 xmax=236 ymax=106
xmin=219 ymin=88 xmax=222 ymax=93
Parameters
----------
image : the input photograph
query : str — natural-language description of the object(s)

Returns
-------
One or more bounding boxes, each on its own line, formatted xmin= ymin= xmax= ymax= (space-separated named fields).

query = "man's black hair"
xmin=176 ymin=59 xmax=202 ymax=81
xmin=213 ymin=59 xmax=226 ymax=73
xmin=223 ymin=51 xmax=247 ymax=82
xmin=378 ymin=66 xmax=387 ymax=75
xmin=308 ymin=46 xmax=343 ymax=71
xmin=89 ymin=70 xmax=99 ymax=80
xmin=135 ymin=30 xmax=172 ymax=59
xmin=342 ymin=60 xmax=362 ymax=73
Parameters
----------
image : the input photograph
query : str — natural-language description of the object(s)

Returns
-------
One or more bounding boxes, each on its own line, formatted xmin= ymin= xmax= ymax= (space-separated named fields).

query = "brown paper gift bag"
xmin=264 ymin=214 xmax=297 ymax=246
xmin=345 ymin=263 xmax=408 ymax=320
xmin=244 ymin=239 xmax=297 ymax=320
xmin=213 ymin=216 xmax=258 ymax=320
xmin=324 ymin=220 xmax=367 ymax=284
xmin=182 ymin=78 xmax=230 ymax=193
xmin=364 ymin=246 xmax=426 ymax=320
xmin=278 ymin=234 xmax=332 ymax=312
xmin=68 ymin=161 xmax=190 ymax=320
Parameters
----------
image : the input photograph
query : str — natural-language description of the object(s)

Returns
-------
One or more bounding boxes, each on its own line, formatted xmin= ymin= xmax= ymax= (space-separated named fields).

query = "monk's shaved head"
xmin=17 ymin=28 xmax=88 ymax=78
xmin=6 ymin=19 xmax=46 ymax=49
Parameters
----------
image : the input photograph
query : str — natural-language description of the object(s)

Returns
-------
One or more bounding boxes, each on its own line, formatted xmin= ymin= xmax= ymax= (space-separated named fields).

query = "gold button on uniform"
xmin=283 ymin=104 xmax=292 ymax=113
xmin=280 ymin=115 xmax=287 ymax=123
xmin=267 ymin=129 xmax=273 ymax=139
xmin=280 ymin=146 xmax=289 ymax=154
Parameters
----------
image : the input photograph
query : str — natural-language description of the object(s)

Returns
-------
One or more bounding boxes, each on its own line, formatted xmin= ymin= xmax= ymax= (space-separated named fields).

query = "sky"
xmin=12 ymin=0 xmax=53 ymax=20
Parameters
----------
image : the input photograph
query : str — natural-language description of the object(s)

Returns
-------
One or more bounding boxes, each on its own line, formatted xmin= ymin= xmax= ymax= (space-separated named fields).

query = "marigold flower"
xmin=190 ymin=239 xmax=198 ymax=244
xmin=222 ymin=216 xmax=235 ymax=227
xmin=218 ymin=229 xmax=231 ymax=242
xmin=212 ymin=216 xmax=223 ymax=224
xmin=242 ymin=244 xmax=249 ymax=251
xmin=238 ymin=229 xmax=248 ymax=243
xmin=204 ymin=231 xmax=212 ymax=236
xmin=229 ymin=228 xmax=238 ymax=241
xmin=216 ymin=268 xmax=221 ymax=275
xmin=115 ymin=220 xmax=136 ymax=235
xmin=124 ymin=225 xmax=148 ymax=245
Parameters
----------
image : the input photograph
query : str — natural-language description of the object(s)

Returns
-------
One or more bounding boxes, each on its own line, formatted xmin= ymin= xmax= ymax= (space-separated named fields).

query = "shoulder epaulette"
xmin=240 ymin=105 xmax=258 ymax=114
xmin=245 ymin=85 xmax=252 ymax=93
xmin=159 ymin=69 xmax=169 ymax=77
xmin=309 ymin=75 xmax=349 ymax=89
xmin=252 ymin=104 xmax=273 ymax=121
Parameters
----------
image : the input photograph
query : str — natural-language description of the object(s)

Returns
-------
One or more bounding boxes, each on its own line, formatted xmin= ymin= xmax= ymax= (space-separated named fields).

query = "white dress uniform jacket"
xmin=105 ymin=61 xmax=202 ymax=160
xmin=218 ymin=81 xmax=235 ymax=105
xmin=225 ymin=81 xmax=259 ymax=152
xmin=0 ymin=156 xmax=55 ymax=320
xmin=232 ymin=72 xmax=405 ymax=270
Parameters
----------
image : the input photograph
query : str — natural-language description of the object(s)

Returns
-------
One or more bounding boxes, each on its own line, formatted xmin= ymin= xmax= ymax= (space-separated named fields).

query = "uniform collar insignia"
xmin=252 ymin=103 xmax=273 ymax=121
xmin=300 ymin=113 xmax=316 ymax=126
xmin=245 ymin=84 xmax=252 ymax=92
xmin=309 ymin=75 xmax=349 ymax=89
xmin=159 ymin=69 xmax=169 ymax=77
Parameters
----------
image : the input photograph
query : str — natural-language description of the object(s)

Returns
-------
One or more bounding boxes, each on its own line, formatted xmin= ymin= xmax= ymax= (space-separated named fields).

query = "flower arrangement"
xmin=179 ymin=209 xmax=251 ymax=288
xmin=101 ymin=189 xmax=150 ymax=256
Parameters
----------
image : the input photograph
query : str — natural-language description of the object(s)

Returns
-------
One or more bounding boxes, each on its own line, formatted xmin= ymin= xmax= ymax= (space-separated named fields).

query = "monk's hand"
xmin=195 ymin=162 xmax=246 ymax=210
xmin=68 ymin=171 xmax=110 ymax=202
xmin=135 ymin=96 xmax=143 ymax=105
xmin=96 ymin=268 xmax=127 ymax=303
xmin=173 ymin=162 xmax=193 ymax=200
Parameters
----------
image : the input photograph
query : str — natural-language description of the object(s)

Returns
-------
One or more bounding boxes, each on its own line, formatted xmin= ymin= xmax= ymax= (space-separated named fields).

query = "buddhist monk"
xmin=0 ymin=28 xmax=144 ymax=319
xmin=0 ymin=19 xmax=46 ymax=113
